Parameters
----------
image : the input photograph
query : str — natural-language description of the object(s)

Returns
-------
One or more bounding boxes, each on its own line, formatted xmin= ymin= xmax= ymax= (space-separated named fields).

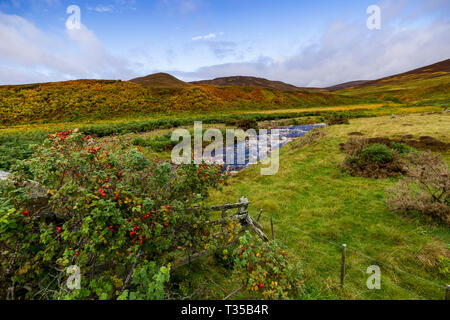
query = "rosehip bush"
xmin=234 ymin=232 xmax=303 ymax=300
xmin=0 ymin=130 xmax=227 ymax=299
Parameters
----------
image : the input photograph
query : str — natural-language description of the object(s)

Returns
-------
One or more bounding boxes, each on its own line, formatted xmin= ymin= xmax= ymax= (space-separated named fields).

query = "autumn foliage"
xmin=0 ymin=80 xmax=361 ymax=126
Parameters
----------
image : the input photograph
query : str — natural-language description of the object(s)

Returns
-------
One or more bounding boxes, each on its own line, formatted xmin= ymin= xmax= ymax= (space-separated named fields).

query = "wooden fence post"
xmin=256 ymin=209 xmax=263 ymax=222
xmin=446 ymin=285 xmax=450 ymax=300
xmin=270 ymin=216 xmax=274 ymax=240
xmin=340 ymin=244 xmax=347 ymax=288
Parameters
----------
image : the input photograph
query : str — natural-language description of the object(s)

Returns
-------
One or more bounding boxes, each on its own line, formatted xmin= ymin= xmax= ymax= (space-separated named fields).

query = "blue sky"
xmin=0 ymin=0 xmax=449 ymax=86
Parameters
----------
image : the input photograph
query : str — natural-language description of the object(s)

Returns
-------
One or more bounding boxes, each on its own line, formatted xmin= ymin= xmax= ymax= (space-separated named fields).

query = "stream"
xmin=221 ymin=123 xmax=326 ymax=173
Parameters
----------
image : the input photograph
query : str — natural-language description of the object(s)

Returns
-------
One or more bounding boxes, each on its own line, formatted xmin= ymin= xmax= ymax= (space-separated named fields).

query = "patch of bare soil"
xmin=365 ymin=136 xmax=449 ymax=152
xmin=348 ymin=132 xmax=364 ymax=136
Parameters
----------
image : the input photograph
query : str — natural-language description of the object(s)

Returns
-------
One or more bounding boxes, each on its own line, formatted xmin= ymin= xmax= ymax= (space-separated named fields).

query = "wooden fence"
xmin=174 ymin=196 xmax=268 ymax=269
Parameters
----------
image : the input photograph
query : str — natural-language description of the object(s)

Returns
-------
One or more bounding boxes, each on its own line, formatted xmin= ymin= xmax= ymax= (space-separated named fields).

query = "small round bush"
xmin=235 ymin=118 xmax=258 ymax=131
xmin=326 ymin=115 xmax=349 ymax=125
xmin=361 ymin=144 xmax=394 ymax=163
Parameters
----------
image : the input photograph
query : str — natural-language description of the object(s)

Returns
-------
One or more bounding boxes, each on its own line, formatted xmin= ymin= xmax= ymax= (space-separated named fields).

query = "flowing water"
xmin=220 ymin=123 xmax=326 ymax=172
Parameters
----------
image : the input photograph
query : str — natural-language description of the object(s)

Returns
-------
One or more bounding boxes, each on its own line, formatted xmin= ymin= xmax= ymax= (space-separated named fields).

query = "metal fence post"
xmin=340 ymin=244 xmax=347 ymax=288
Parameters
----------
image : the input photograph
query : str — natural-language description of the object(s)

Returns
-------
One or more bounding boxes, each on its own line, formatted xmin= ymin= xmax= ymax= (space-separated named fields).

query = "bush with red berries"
xmin=234 ymin=232 xmax=303 ymax=299
xmin=0 ymin=130 xmax=227 ymax=299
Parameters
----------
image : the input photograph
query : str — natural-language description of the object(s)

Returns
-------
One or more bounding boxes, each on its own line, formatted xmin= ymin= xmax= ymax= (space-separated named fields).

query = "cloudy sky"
xmin=0 ymin=0 xmax=449 ymax=87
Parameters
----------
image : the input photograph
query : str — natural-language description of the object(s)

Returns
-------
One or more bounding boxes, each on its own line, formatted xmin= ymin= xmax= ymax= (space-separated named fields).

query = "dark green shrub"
xmin=340 ymin=139 xmax=407 ymax=178
xmin=131 ymin=137 xmax=148 ymax=147
xmin=132 ymin=133 xmax=176 ymax=152
xmin=326 ymin=114 xmax=349 ymax=125
xmin=383 ymin=96 xmax=402 ymax=104
xmin=360 ymin=144 xmax=394 ymax=163
xmin=389 ymin=142 xmax=415 ymax=154
xmin=0 ymin=132 xmax=47 ymax=171
xmin=149 ymin=134 xmax=177 ymax=152
xmin=235 ymin=118 xmax=258 ymax=131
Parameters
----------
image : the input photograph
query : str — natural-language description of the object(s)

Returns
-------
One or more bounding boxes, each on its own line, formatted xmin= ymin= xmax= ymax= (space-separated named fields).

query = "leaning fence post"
xmin=256 ymin=209 xmax=263 ymax=222
xmin=270 ymin=216 xmax=275 ymax=240
xmin=446 ymin=285 xmax=450 ymax=300
xmin=340 ymin=244 xmax=347 ymax=288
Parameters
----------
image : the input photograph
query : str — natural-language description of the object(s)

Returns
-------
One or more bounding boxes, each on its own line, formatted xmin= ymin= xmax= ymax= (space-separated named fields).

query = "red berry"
xmin=75 ymin=251 xmax=79 ymax=256
xmin=57 ymin=227 xmax=62 ymax=233
xmin=22 ymin=210 xmax=29 ymax=216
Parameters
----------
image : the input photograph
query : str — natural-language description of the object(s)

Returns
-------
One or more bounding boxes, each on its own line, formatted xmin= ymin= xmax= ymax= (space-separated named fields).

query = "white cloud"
xmin=89 ymin=5 xmax=114 ymax=13
xmin=190 ymin=33 xmax=236 ymax=59
xmin=174 ymin=5 xmax=450 ymax=87
xmin=192 ymin=33 xmax=217 ymax=41
xmin=0 ymin=11 xmax=136 ymax=84
xmin=87 ymin=1 xmax=137 ymax=13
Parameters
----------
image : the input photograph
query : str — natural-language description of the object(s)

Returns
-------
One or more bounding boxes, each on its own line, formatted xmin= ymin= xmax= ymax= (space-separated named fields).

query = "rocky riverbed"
xmin=223 ymin=123 xmax=326 ymax=172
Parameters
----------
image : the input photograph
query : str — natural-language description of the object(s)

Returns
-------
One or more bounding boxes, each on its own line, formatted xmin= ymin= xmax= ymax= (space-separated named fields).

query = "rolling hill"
xmin=326 ymin=80 xmax=371 ymax=91
xmin=334 ymin=59 xmax=450 ymax=105
xmin=0 ymin=79 xmax=363 ymax=126
xmin=190 ymin=76 xmax=314 ymax=92
xmin=130 ymin=72 xmax=188 ymax=87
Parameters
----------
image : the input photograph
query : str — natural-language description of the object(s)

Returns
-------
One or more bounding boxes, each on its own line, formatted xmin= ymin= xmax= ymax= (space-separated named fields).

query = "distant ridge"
xmin=129 ymin=73 xmax=188 ymax=87
xmin=326 ymin=80 xmax=370 ymax=92
xmin=128 ymin=59 xmax=450 ymax=93
xmin=190 ymin=76 xmax=303 ymax=92
xmin=383 ymin=58 xmax=450 ymax=77
xmin=332 ymin=58 xmax=450 ymax=91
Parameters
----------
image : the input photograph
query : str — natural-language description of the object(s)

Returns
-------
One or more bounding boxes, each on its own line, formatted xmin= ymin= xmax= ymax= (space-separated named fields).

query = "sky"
xmin=0 ymin=0 xmax=449 ymax=87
